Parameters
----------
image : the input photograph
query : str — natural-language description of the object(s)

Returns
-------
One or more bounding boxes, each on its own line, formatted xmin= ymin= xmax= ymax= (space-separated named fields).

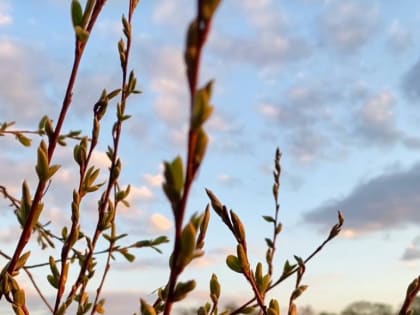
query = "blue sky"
xmin=0 ymin=0 xmax=420 ymax=314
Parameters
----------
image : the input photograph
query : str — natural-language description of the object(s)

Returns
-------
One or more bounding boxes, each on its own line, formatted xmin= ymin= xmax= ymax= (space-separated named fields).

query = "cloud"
xmin=149 ymin=213 xmax=172 ymax=231
xmin=289 ymin=128 xmax=329 ymax=163
xmin=351 ymin=91 xmax=420 ymax=149
xmin=211 ymin=32 xmax=309 ymax=69
xmin=402 ymin=57 xmax=420 ymax=100
xmin=0 ymin=226 xmax=21 ymax=243
xmin=386 ymin=19 xmax=412 ymax=53
xmin=320 ymin=0 xmax=379 ymax=52
xmin=0 ymin=2 xmax=12 ymax=26
xmin=353 ymin=90 xmax=400 ymax=145
xmin=210 ymin=1 xmax=310 ymax=70
xmin=401 ymin=235 xmax=420 ymax=261
xmin=216 ymin=174 xmax=240 ymax=186
xmin=126 ymin=186 xmax=154 ymax=203
xmin=259 ymin=82 xmax=420 ymax=164
xmin=152 ymin=0 xmax=192 ymax=28
xmin=142 ymin=169 xmax=164 ymax=187
xmin=0 ymin=39 xmax=59 ymax=123
xmin=257 ymin=80 xmax=341 ymax=163
xmin=304 ymin=162 xmax=420 ymax=235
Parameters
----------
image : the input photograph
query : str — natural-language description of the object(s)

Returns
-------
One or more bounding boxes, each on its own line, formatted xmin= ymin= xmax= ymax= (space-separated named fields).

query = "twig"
xmin=162 ymin=2 xmax=215 ymax=315
xmin=230 ymin=213 xmax=343 ymax=315
xmin=399 ymin=276 xmax=420 ymax=315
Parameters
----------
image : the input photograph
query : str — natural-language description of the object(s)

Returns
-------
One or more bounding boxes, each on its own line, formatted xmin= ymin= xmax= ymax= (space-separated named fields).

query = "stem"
xmin=162 ymin=2 xmax=213 ymax=315
xmin=399 ymin=276 xmax=420 ymax=315
xmin=230 ymin=235 xmax=336 ymax=315
xmin=6 ymin=40 xmax=84 ymax=282
xmin=61 ymin=1 xmax=137 ymax=310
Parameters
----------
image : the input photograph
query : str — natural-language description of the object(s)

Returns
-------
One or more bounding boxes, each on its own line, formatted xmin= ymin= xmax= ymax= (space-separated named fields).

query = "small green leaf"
xmin=47 ymin=274 xmax=58 ymax=289
xmin=290 ymin=285 xmax=308 ymax=301
xmin=236 ymin=244 xmax=249 ymax=271
xmin=119 ymin=248 xmax=135 ymax=262
xmin=16 ymin=133 xmax=31 ymax=147
xmin=48 ymin=164 xmax=61 ymax=179
xmin=15 ymin=251 xmax=31 ymax=272
xmin=265 ymin=238 xmax=274 ymax=248
xmin=71 ymin=0 xmax=83 ymax=27
xmin=179 ymin=222 xmax=196 ymax=267
xmin=262 ymin=215 xmax=275 ymax=223
xmin=226 ymin=255 xmax=242 ymax=273
xmin=269 ymin=299 xmax=280 ymax=315
xmin=230 ymin=210 xmax=246 ymax=242
xmin=171 ymin=156 xmax=184 ymax=194
xmin=210 ymin=273 xmax=221 ymax=300
xmin=35 ymin=141 xmax=49 ymax=181
xmin=173 ymin=280 xmax=196 ymax=301
xmin=81 ymin=0 xmax=94 ymax=27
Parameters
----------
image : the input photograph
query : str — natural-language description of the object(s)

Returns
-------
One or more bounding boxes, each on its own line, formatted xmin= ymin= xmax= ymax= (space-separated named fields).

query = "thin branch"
xmin=399 ymin=276 xmax=420 ymax=315
xmin=162 ymin=2 xmax=214 ymax=314
xmin=230 ymin=217 xmax=343 ymax=315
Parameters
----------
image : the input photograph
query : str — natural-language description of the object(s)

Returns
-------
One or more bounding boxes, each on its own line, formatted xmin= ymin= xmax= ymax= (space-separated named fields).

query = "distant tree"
xmin=341 ymin=301 xmax=392 ymax=315
xmin=299 ymin=305 xmax=316 ymax=315
xmin=411 ymin=297 xmax=420 ymax=315
xmin=403 ymin=297 xmax=420 ymax=315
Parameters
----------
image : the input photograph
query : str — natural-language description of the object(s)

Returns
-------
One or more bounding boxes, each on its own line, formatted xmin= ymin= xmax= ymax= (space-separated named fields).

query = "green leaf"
xmin=282 ymin=260 xmax=296 ymax=277
xmin=119 ymin=248 xmax=135 ymax=262
xmin=47 ymin=274 xmax=58 ymax=289
xmin=171 ymin=156 xmax=184 ymax=194
xmin=230 ymin=210 xmax=245 ymax=242
xmin=15 ymin=251 xmax=31 ymax=272
xmin=191 ymin=81 xmax=214 ymax=130
xmin=48 ymin=164 xmax=61 ymax=179
xmin=236 ymin=244 xmax=249 ymax=271
xmin=179 ymin=222 xmax=196 ymax=267
xmin=173 ymin=280 xmax=196 ymax=301
xmin=290 ymin=285 xmax=308 ymax=301
xmin=35 ymin=141 xmax=49 ymax=181
xmin=81 ymin=0 xmax=94 ymax=27
xmin=210 ymin=273 xmax=220 ymax=300
xmin=226 ymin=255 xmax=242 ymax=273
xmin=262 ymin=215 xmax=275 ymax=223
xmin=16 ymin=133 xmax=31 ymax=147
xmin=71 ymin=0 xmax=83 ymax=27
xmin=265 ymin=238 xmax=274 ymax=248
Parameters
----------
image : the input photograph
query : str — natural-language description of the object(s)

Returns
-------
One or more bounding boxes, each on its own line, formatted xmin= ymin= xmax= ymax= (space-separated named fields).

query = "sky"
xmin=0 ymin=0 xmax=420 ymax=314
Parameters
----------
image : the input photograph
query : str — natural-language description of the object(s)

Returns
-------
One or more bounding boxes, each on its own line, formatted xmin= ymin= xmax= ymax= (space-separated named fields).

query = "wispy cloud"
xmin=149 ymin=213 xmax=172 ymax=232
xmin=386 ymin=19 xmax=413 ymax=53
xmin=320 ymin=0 xmax=379 ymax=53
xmin=0 ymin=1 xmax=12 ymax=26
xmin=401 ymin=235 xmax=420 ymax=261
xmin=0 ymin=39 xmax=59 ymax=124
xmin=210 ymin=1 xmax=310 ymax=70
